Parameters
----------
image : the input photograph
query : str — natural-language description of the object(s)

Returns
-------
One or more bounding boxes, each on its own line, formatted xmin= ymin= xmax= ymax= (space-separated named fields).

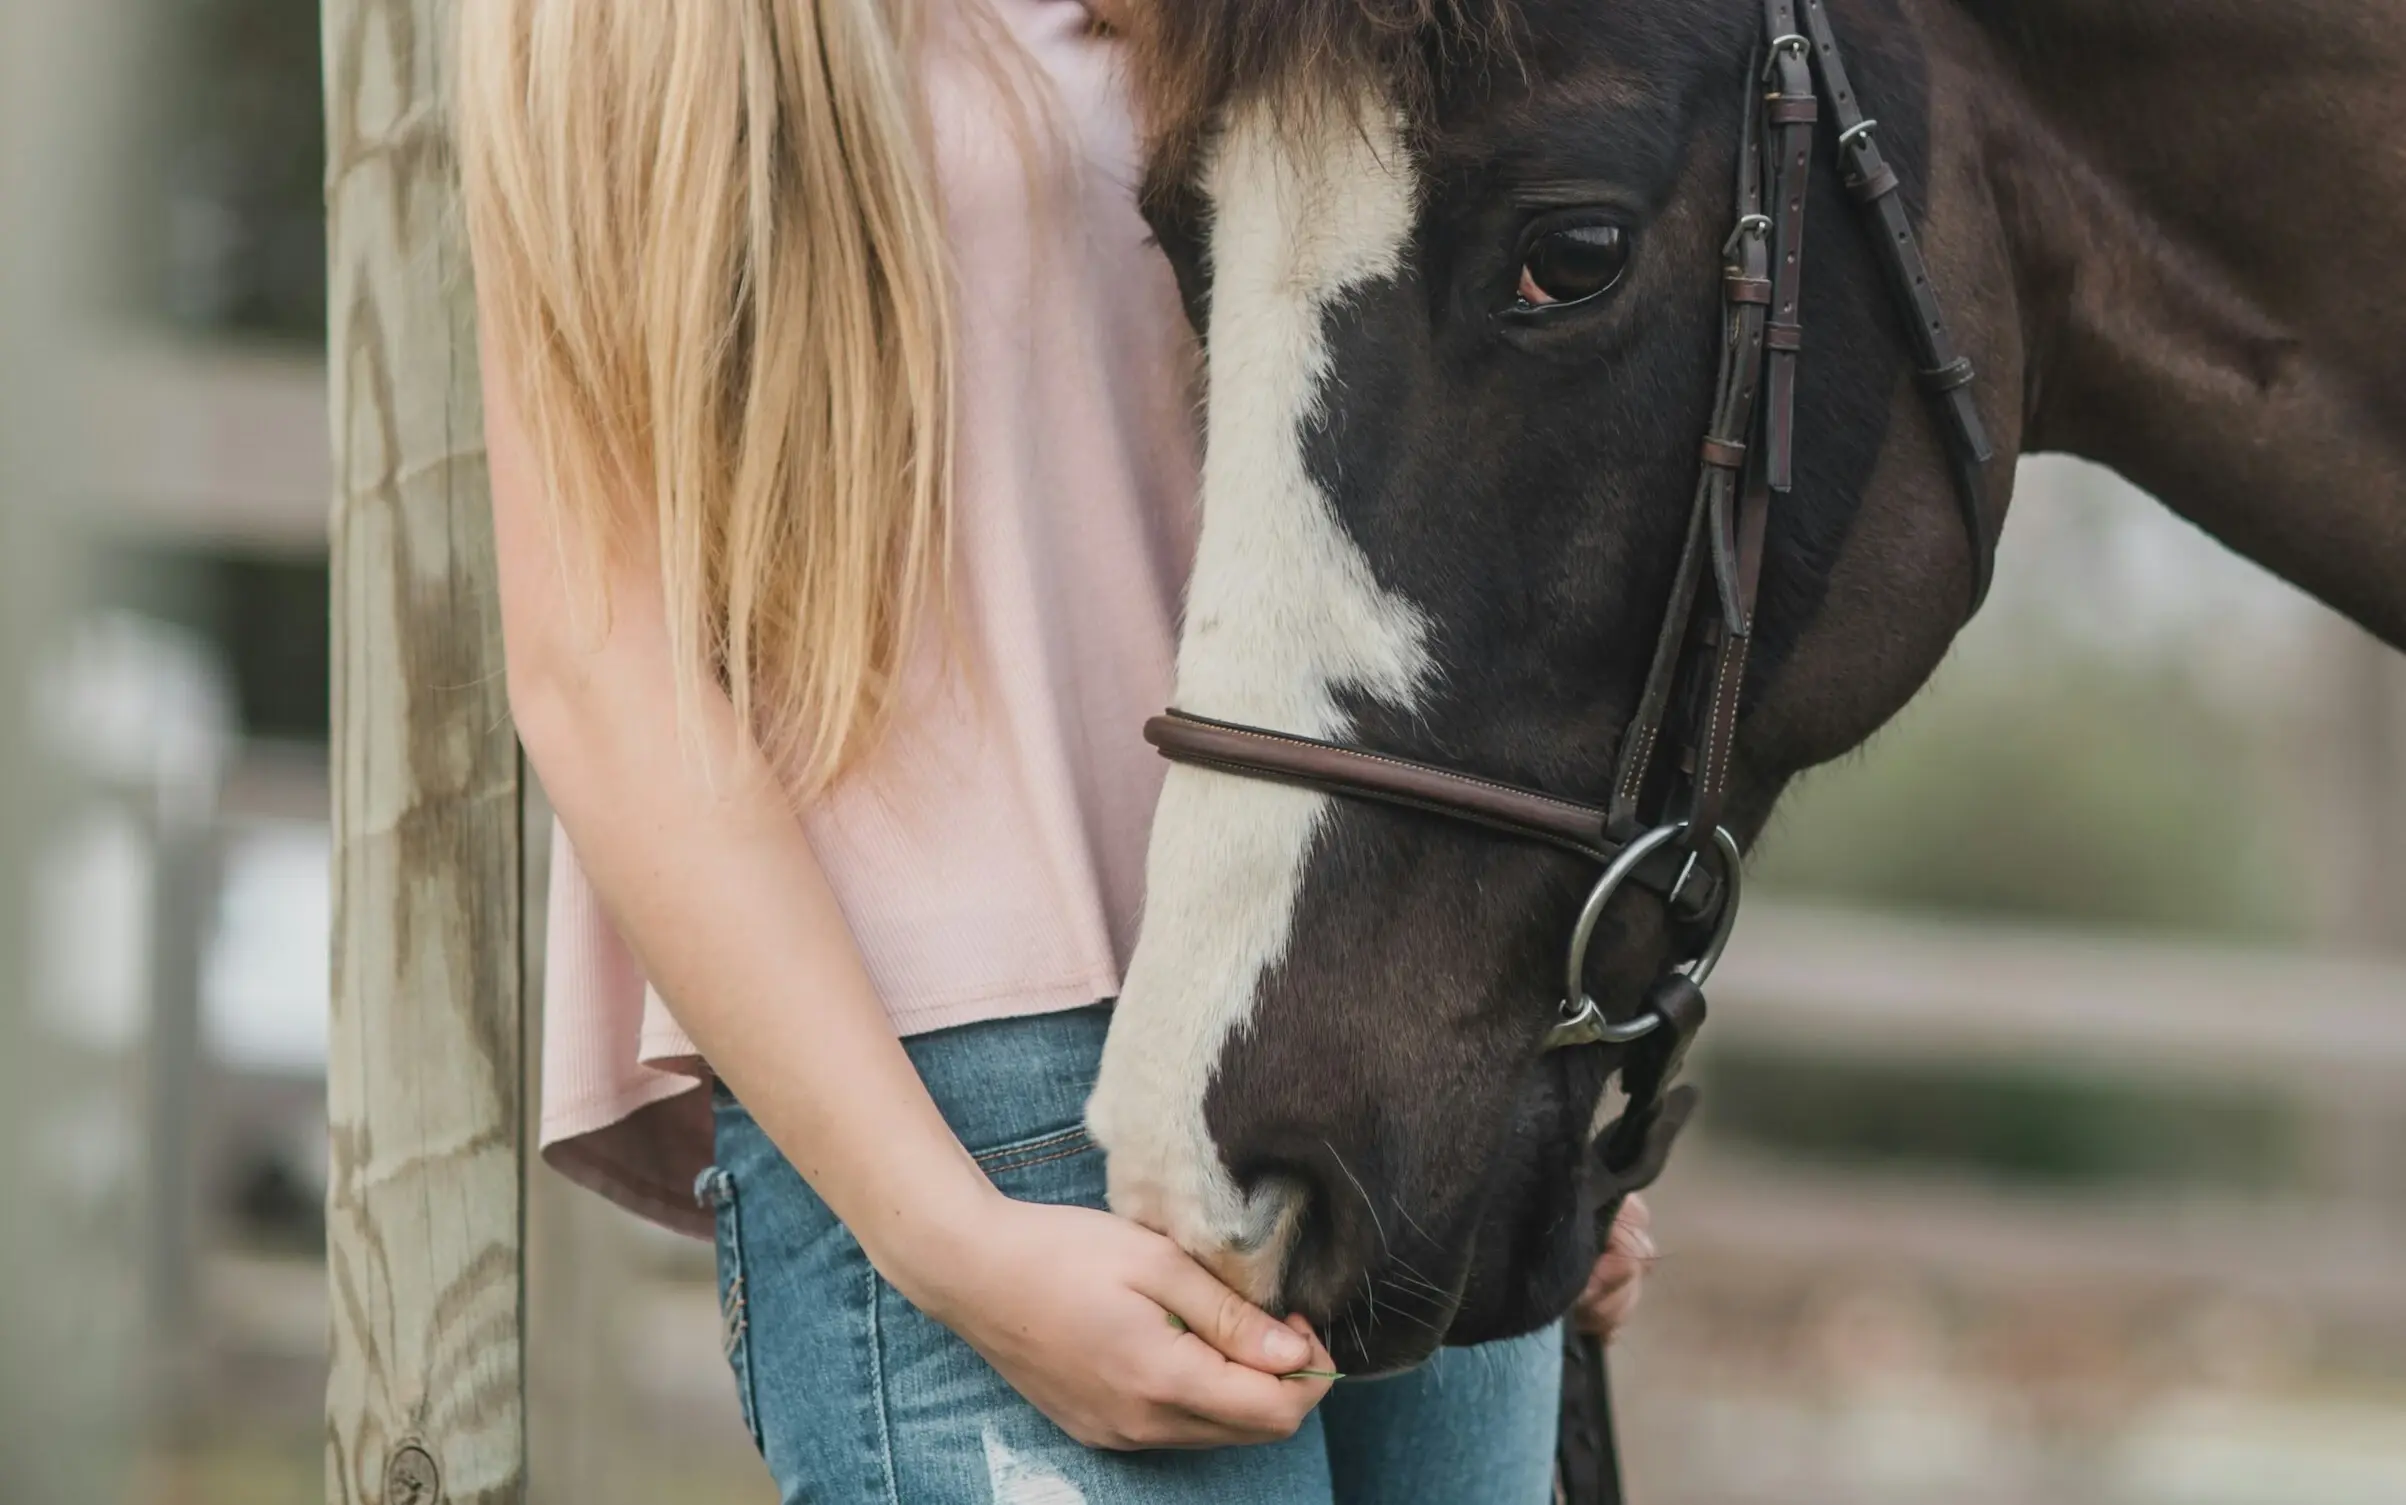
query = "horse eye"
xmin=1516 ymin=225 xmax=1630 ymax=309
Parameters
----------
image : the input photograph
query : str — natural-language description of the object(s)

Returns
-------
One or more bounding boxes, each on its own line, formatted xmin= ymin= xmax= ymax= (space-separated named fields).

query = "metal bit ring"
xmin=1546 ymin=824 xmax=1744 ymax=1052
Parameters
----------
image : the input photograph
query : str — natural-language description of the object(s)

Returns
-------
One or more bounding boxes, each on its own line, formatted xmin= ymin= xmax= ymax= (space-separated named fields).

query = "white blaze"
xmin=1087 ymin=98 xmax=1429 ymax=1290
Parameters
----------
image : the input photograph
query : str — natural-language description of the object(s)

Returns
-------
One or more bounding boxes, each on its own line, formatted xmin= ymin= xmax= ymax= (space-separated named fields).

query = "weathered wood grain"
xmin=521 ymin=783 xmax=641 ymax=1505
xmin=322 ymin=2 xmax=528 ymax=1502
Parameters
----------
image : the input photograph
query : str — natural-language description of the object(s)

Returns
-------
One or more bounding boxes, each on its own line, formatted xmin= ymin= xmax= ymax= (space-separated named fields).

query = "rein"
xmin=1147 ymin=2 xmax=1996 ymax=1500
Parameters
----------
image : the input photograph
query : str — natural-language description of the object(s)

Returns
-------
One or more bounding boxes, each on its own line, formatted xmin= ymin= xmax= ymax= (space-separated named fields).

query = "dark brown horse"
xmin=1082 ymin=0 xmax=2406 ymax=1382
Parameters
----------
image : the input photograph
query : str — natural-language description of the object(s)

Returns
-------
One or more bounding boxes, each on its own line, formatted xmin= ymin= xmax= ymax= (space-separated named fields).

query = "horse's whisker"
xmin=1321 ymin=1137 xmax=1391 ymax=1255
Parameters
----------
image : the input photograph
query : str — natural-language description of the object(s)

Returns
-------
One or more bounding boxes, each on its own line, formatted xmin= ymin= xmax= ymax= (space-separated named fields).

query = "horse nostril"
xmin=1099 ymin=1142 xmax=1311 ymax=1310
xmin=1197 ymin=1172 xmax=1301 ymax=1308
xmin=1195 ymin=1238 xmax=1285 ymax=1310
xmin=1225 ymin=1145 xmax=1380 ymax=1324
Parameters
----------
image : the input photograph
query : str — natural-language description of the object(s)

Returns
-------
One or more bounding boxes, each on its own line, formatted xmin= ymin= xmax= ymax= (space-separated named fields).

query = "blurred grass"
xmin=1701 ymin=1047 xmax=2301 ymax=1193
xmin=1758 ymin=656 xmax=2308 ymax=942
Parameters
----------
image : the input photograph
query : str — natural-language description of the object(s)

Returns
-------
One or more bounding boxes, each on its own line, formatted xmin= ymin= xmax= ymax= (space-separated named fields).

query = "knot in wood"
xmin=384 ymin=1443 xmax=442 ymax=1505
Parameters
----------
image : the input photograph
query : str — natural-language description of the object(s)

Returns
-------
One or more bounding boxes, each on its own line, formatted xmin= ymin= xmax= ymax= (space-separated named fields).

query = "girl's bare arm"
xmin=479 ymin=326 xmax=1333 ymax=1450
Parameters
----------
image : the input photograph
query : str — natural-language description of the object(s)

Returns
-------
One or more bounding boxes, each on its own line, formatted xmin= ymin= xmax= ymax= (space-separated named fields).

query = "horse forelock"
xmin=1126 ymin=0 xmax=1523 ymax=187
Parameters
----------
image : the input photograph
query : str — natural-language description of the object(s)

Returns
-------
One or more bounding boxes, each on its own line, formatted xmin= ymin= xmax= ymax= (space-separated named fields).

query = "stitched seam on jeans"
xmin=971 ymin=1125 xmax=1088 ymax=1169
xmin=709 ymin=1172 xmax=763 ymax=1453
xmin=978 ymin=1131 xmax=1097 ymax=1175
xmin=865 ymin=1257 xmax=901 ymax=1505
xmin=985 ymin=1141 xmax=1099 ymax=1177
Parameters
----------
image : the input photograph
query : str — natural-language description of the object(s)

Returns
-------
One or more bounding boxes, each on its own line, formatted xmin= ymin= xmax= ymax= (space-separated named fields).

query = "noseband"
xmin=1146 ymin=3 xmax=1994 ymax=1500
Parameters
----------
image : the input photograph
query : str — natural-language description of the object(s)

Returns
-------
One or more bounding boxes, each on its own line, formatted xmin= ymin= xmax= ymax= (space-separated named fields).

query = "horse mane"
xmin=1126 ymin=0 xmax=1523 ymax=182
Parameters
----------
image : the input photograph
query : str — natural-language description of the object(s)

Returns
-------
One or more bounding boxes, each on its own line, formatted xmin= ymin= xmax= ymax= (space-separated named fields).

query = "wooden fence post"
xmin=322 ymin=2 xmax=529 ymax=1503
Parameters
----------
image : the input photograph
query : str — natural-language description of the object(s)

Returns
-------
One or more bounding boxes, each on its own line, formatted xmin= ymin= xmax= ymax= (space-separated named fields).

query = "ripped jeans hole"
xmin=981 ymin=1427 xmax=1088 ymax=1505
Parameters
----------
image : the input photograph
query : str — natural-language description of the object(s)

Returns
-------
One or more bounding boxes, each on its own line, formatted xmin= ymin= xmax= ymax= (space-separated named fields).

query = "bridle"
xmin=1149 ymin=0 xmax=1992 ymax=1055
xmin=1144 ymin=2 xmax=1995 ymax=1500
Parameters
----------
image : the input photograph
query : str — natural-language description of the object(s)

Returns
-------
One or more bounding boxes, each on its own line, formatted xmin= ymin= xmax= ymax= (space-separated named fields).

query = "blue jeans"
xmin=699 ymin=1003 xmax=1562 ymax=1504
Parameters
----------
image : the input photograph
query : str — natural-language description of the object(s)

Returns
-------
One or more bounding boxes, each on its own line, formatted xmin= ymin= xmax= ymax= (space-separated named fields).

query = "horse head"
xmin=1085 ymin=0 xmax=2406 ymax=1375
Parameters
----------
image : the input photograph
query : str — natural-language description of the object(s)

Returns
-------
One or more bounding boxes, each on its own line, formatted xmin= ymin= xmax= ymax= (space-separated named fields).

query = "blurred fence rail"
xmin=69 ymin=337 xmax=329 ymax=552
xmin=1629 ymin=904 xmax=2406 ymax=1505
xmin=1684 ymin=894 xmax=2406 ymax=1317
xmin=1719 ymin=903 xmax=2406 ymax=1100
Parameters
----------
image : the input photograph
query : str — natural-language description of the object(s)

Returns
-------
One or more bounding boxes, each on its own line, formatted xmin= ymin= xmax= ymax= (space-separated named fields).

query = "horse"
xmin=1081 ymin=0 xmax=2406 ymax=1394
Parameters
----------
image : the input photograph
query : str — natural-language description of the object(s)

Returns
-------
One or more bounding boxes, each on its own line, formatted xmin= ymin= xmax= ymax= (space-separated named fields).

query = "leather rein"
xmin=1145 ymin=3 xmax=1996 ymax=1501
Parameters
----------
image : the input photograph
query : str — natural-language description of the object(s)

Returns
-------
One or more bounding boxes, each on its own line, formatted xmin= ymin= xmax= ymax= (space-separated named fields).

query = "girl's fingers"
xmin=1576 ymin=1281 xmax=1642 ymax=1340
xmin=1602 ymin=1196 xmax=1657 ymax=1275
xmin=1126 ymin=1254 xmax=1336 ymax=1437
xmin=1135 ymin=1251 xmax=1315 ymax=1374
xmin=1576 ymin=1196 xmax=1658 ymax=1339
xmin=1153 ymin=1337 xmax=1335 ymax=1441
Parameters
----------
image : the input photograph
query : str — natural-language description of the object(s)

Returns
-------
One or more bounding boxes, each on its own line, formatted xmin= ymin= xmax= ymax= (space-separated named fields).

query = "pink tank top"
xmin=539 ymin=0 xmax=1198 ymax=1236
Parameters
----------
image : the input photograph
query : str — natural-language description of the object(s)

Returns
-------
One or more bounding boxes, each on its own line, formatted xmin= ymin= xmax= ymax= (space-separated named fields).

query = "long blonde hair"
xmin=456 ymin=0 xmax=955 ymax=797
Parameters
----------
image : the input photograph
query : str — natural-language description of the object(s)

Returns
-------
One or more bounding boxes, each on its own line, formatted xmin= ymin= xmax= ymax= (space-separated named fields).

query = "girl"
xmin=456 ymin=2 xmax=1652 ymax=1501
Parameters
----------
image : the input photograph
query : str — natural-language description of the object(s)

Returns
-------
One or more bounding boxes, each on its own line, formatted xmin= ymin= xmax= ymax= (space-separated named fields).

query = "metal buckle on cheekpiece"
xmin=1545 ymin=824 xmax=1743 ymax=1053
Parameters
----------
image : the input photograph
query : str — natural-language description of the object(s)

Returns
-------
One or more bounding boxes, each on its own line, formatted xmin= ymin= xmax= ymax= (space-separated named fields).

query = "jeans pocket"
xmin=695 ymin=1165 xmax=765 ymax=1453
xmin=970 ymin=1122 xmax=1105 ymax=1209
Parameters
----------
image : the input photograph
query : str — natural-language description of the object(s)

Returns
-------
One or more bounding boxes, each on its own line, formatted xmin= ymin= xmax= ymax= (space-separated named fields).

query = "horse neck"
xmin=1957 ymin=0 xmax=2406 ymax=650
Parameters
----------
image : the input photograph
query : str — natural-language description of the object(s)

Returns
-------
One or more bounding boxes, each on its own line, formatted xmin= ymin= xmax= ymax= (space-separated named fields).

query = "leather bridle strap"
xmin=1605 ymin=30 xmax=1781 ymax=847
xmin=1800 ymin=0 xmax=1997 ymax=610
xmin=1143 ymin=711 xmax=1725 ymax=921
xmin=1565 ymin=39 xmax=1790 ymax=1505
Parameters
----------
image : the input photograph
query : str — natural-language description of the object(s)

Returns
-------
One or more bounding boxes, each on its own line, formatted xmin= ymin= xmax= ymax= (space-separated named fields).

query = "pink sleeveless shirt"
xmin=538 ymin=0 xmax=1198 ymax=1237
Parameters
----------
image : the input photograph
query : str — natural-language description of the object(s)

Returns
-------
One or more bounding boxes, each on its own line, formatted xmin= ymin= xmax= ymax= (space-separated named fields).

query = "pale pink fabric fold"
xmin=538 ymin=0 xmax=1199 ymax=1237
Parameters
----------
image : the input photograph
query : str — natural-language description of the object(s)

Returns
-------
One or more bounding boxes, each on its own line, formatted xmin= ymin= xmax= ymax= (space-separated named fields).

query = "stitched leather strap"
xmin=1605 ymin=59 xmax=1772 ymax=842
xmin=1559 ymin=978 xmax=1709 ymax=1505
xmin=1761 ymin=0 xmax=1814 ymax=496
xmin=1144 ymin=712 xmax=1722 ymax=919
xmin=1799 ymin=0 xmax=1997 ymax=610
xmin=1565 ymin=11 xmax=2001 ymax=1505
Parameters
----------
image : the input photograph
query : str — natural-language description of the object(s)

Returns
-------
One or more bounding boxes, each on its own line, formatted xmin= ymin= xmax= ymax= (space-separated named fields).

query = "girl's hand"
xmin=1573 ymin=1194 xmax=1656 ymax=1342
xmin=900 ymin=1192 xmax=1338 ymax=1451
